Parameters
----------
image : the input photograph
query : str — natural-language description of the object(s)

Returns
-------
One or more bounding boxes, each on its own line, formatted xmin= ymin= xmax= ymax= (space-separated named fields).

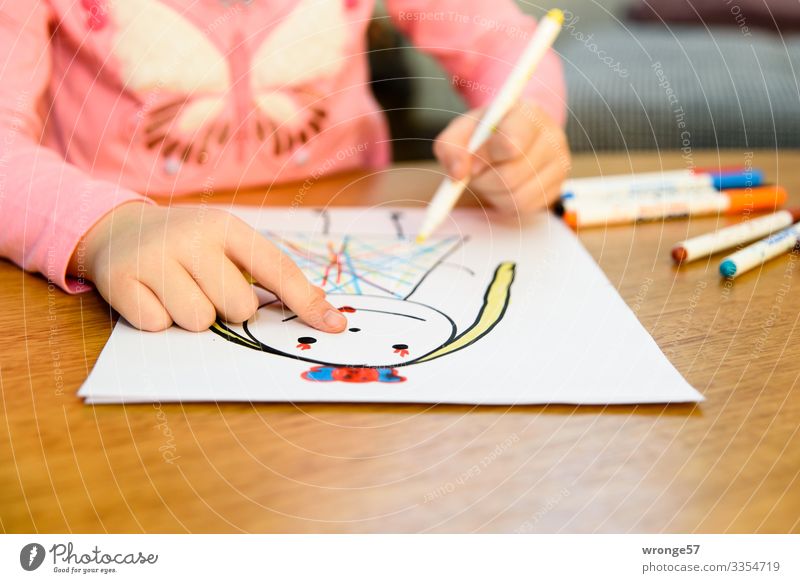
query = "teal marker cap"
xmin=719 ymin=260 xmax=737 ymax=278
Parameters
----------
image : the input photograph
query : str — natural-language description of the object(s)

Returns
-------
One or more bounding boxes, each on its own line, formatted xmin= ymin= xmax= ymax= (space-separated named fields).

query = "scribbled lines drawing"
xmin=211 ymin=220 xmax=516 ymax=383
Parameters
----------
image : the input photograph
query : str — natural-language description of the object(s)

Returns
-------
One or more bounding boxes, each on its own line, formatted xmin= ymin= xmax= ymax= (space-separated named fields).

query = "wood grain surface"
xmin=1 ymin=151 xmax=798 ymax=533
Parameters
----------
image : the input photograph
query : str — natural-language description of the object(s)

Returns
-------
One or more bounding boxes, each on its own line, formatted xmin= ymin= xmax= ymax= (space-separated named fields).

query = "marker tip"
xmin=720 ymin=260 xmax=737 ymax=278
xmin=547 ymin=9 xmax=564 ymax=25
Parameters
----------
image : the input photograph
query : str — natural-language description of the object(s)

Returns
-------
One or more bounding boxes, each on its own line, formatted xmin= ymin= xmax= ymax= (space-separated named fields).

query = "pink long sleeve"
xmin=386 ymin=0 xmax=567 ymax=126
xmin=0 ymin=3 xmax=146 ymax=293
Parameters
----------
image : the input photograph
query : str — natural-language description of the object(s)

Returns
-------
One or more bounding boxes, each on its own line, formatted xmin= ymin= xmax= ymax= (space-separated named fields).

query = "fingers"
xmin=465 ymin=104 xmax=569 ymax=215
xmin=520 ymin=115 xmax=571 ymax=178
xmin=225 ymin=222 xmax=347 ymax=333
xmin=433 ymin=111 xmax=483 ymax=180
xmin=102 ymin=276 xmax=173 ymax=332
xmin=141 ymin=262 xmax=217 ymax=332
xmin=480 ymin=159 xmax=567 ymax=215
xmin=536 ymin=158 xmax=571 ymax=207
xmin=482 ymin=105 xmax=541 ymax=164
xmin=435 ymin=103 xmax=568 ymax=205
xmin=187 ymin=255 xmax=259 ymax=324
xmin=470 ymin=153 xmax=538 ymax=196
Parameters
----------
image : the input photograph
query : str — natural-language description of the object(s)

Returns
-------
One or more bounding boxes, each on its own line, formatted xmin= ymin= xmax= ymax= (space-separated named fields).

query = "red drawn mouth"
xmin=296 ymin=343 xmax=312 ymax=351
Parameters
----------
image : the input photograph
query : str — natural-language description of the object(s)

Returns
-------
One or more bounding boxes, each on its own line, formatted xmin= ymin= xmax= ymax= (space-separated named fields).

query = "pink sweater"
xmin=0 ymin=0 xmax=565 ymax=293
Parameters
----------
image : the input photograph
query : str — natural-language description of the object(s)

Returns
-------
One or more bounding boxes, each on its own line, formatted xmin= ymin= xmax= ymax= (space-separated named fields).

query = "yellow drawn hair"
xmin=415 ymin=262 xmax=515 ymax=363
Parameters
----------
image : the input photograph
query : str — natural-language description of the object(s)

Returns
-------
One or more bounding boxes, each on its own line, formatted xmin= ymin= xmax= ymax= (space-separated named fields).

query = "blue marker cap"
xmin=719 ymin=260 xmax=737 ymax=278
xmin=711 ymin=169 xmax=764 ymax=190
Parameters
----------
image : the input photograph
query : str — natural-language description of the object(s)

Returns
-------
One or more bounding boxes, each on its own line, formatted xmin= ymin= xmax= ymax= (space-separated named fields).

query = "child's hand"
xmin=69 ymin=202 xmax=348 ymax=333
xmin=433 ymin=101 xmax=571 ymax=214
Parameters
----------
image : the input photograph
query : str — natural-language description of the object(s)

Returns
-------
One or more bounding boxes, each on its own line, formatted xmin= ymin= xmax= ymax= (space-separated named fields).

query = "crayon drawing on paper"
xmin=211 ymin=213 xmax=516 ymax=384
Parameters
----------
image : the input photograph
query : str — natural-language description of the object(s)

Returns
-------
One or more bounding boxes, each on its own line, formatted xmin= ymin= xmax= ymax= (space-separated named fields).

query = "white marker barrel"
xmin=563 ymin=169 xmax=693 ymax=189
xmin=719 ymin=222 xmax=800 ymax=278
xmin=563 ymin=173 xmax=713 ymax=199
xmin=560 ymin=183 xmax=717 ymax=212
xmin=672 ymin=209 xmax=800 ymax=263
xmin=564 ymin=192 xmax=728 ymax=228
xmin=468 ymin=10 xmax=564 ymax=151
xmin=565 ymin=186 xmax=786 ymax=229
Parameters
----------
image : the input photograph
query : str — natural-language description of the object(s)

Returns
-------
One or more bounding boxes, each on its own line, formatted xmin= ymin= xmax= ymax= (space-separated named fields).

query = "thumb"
xmin=434 ymin=111 xmax=486 ymax=180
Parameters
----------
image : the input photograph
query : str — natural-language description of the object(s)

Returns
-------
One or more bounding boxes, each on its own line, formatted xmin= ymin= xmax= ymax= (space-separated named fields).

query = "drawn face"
xmin=242 ymin=295 xmax=456 ymax=368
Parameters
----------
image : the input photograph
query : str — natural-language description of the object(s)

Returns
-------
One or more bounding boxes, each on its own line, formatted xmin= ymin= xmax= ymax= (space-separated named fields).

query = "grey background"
xmin=373 ymin=0 xmax=800 ymax=154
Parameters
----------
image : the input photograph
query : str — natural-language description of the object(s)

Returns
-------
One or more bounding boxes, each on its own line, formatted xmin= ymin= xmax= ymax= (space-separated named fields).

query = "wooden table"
xmin=2 ymin=151 xmax=798 ymax=533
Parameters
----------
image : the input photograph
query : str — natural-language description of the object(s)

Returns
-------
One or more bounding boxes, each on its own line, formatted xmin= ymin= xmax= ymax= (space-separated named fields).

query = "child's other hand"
xmin=433 ymin=101 xmax=571 ymax=214
xmin=69 ymin=203 xmax=348 ymax=333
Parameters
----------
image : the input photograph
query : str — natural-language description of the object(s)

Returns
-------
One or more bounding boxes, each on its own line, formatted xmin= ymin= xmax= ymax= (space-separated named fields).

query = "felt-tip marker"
xmin=719 ymin=222 xmax=800 ymax=278
xmin=563 ymin=185 xmax=787 ymax=228
xmin=672 ymin=208 xmax=800 ymax=264
xmin=561 ymin=167 xmax=764 ymax=202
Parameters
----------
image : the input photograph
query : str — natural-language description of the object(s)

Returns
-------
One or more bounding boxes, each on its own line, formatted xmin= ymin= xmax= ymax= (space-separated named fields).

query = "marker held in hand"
xmin=416 ymin=8 xmax=564 ymax=243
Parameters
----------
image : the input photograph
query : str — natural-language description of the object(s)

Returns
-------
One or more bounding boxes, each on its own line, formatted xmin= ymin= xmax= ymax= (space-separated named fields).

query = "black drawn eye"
xmin=349 ymin=327 xmax=361 ymax=332
xmin=296 ymin=337 xmax=317 ymax=351
xmin=392 ymin=343 xmax=409 ymax=357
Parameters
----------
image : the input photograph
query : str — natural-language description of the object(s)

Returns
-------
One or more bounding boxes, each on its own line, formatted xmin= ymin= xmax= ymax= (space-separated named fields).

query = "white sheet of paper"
xmin=78 ymin=207 xmax=703 ymax=405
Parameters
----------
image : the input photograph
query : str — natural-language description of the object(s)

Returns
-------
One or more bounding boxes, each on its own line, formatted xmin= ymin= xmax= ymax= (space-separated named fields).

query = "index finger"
xmin=224 ymin=220 xmax=347 ymax=333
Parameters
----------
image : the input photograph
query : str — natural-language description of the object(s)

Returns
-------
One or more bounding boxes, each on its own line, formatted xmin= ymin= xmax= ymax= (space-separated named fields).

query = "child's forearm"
xmin=0 ymin=2 xmax=148 ymax=293
xmin=0 ymin=138 xmax=148 ymax=293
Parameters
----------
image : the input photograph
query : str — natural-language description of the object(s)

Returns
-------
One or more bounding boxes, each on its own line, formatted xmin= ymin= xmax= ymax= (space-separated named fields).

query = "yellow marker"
xmin=416 ymin=9 xmax=564 ymax=243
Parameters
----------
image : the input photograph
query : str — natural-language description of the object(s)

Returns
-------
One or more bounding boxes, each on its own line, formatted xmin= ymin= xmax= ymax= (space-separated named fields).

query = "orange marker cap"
xmin=724 ymin=185 xmax=787 ymax=214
